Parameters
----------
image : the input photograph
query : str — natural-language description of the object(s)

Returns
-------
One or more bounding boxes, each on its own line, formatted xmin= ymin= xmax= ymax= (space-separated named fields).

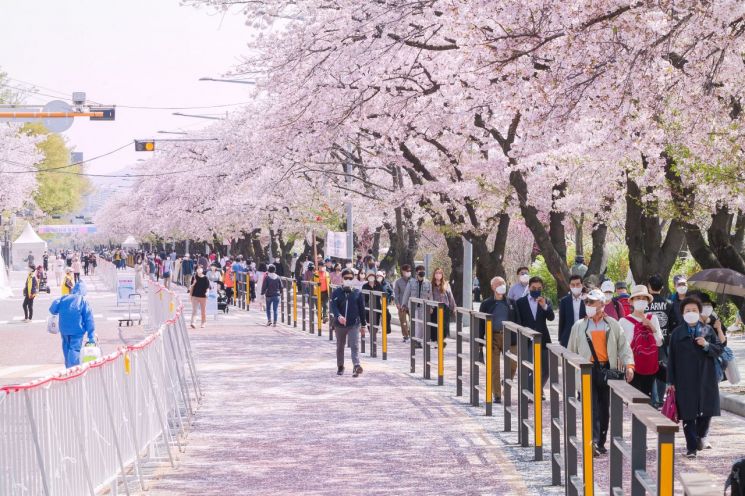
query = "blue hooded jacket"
xmin=49 ymin=281 xmax=95 ymax=340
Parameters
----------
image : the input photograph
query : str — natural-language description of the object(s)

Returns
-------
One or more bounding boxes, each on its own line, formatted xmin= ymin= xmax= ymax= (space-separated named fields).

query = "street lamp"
xmin=198 ymin=77 xmax=256 ymax=85
xmin=157 ymin=130 xmax=188 ymax=135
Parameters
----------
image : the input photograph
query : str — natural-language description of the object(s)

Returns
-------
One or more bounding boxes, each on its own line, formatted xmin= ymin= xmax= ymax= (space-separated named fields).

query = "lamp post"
xmin=198 ymin=77 xmax=256 ymax=85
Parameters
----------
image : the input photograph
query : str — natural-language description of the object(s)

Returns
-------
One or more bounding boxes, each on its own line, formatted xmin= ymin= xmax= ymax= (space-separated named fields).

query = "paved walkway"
xmin=147 ymin=310 xmax=560 ymax=495
xmin=146 ymin=302 xmax=745 ymax=495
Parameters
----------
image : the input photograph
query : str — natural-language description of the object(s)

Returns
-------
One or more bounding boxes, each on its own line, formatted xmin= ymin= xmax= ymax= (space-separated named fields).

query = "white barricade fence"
xmin=0 ymin=279 xmax=201 ymax=496
xmin=97 ymin=259 xmax=118 ymax=293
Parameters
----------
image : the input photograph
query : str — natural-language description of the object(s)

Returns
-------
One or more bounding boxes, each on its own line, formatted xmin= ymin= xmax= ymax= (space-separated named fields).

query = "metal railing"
xmin=0 ymin=279 xmax=200 ymax=496
xmin=503 ymin=321 xmax=543 ymax=461
xmin=454 ymin=309 xmax=493 ymax=416
xmin=280 ymin=277 xmax=295 ymax=327
xmin=300 ymin=281 xmax=319 ymax=336
xmin=409 ymin=297 xmax=445 ymax=384
xmin=608 ymin=380 xmax=678 ymax=496
xmin=546 ymin=343 xmax=594 ymax=496
xmin=360 ymin=289 xmax=390 ymax=359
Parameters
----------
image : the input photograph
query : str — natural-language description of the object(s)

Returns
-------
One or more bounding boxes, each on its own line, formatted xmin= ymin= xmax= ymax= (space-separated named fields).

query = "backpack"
xmin=628 ymin=314 xmax=659 ymax=375
xmin=726 ymin=457 xmax=745 ymax=496
xmin=617 ymin=296 xmax=632 ymax=317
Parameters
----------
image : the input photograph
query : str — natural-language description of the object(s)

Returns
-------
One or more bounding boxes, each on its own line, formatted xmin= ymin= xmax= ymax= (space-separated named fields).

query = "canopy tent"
xmin=122 ymin=236 xmax=139 ymax=250
xmin=11 ymin=222 xmax=47 ymax=270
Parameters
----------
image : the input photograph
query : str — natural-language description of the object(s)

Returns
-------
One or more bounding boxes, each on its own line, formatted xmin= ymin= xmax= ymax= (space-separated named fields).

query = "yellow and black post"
xmin=316 ymin=284 xmax=322 ymax=336
xmin=292 ymin=280 xmax=298 ymax=327
xmin=581 ymin=364 xmax=594 ymax=496
xmin=533 ymin=335 xmax=543 ymax=461
xmin=381 ymin=294 xmax=388 ymax=360
xmin=485 ymin=319 xmax=493 ymax=416
xmin=437 ymin=305 xmax=444 ymax=385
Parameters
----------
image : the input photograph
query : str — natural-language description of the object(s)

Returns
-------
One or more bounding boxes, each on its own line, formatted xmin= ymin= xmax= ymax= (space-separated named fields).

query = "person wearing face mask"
xmin=667 ymin=297 xmax=724 ymax=458
xmin=430 ymin=267 xmax=456 ymax=344
xmin=315 ymin=263 xmax=331 ymax=323
xmin=377 ymin=271 xmax=394 ymax=335
xmin=567 ymin=289 xmax=635 ymax=456
xmin=666 ymin=275 xmax=688 ymax=333
xmin=478 ymin=276 xmax=516 ymax=403
xmin=559 ymin=275 xmax=587 ymax=347
xmin=330 ymin=268 xmax=368 ymax=377
xmin=614 ymin=281 xmax=632 ymax=316
xmin=394 ymin=264 xmax=413 ymax=342
xmin=514 ymin=276 xmax=555 ymax=393
xmin=507 ymin=266 xmax=530 ymax=306
xmin=601 ymin=280 xmax=625 ymax=319
xmin=361 ymin=271 xmax=382 ymax=328
xmin=189 ymin=266 xmax=211 ymax=329
xmin=401 ymin=265 xmax=433 ymax=348
xmin=261 ymin=264 xmax=284 ymax=326
xmin=618 ymin=285 xmax=663 ymax=397
xmin=329 ymin=263 xmax=343 ymax=285
xmin=647 ymin=274 xmax=671 ymax=408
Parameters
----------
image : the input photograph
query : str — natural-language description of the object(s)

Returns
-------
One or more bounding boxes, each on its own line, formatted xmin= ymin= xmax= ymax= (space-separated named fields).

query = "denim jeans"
xmin=266 ymin=295 xmax=280 ymax=323
xmin=335 ymin=325 xmax=360 ymax=368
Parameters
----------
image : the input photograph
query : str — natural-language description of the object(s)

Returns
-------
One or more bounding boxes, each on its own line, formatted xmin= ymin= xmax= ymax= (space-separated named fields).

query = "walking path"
xmin=147 ymin=310 xmax=562 ymax=495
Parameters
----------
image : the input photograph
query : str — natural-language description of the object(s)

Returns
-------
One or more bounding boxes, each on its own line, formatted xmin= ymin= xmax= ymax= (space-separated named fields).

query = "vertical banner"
xmin=116 ymin=273 xmax=136 ymax=305
xmin=326 ymin=231 xmax=347 ymax=259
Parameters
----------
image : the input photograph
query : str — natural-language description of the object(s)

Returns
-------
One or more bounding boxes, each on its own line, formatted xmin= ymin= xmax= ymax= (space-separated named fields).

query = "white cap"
xmin=600 ymin=280 xmax=615 ymax=293
xmin=586 ymin=289 xmax=606 ymax=302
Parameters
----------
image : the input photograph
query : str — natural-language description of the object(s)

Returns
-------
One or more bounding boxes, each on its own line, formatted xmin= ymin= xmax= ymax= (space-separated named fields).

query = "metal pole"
xmin=463 ymin=237 xmax=473 ymax=311
xmin=424 ymin=253 xmax=433 ymax=278
xmin=346 ymin=158 xmax=354 ymax=261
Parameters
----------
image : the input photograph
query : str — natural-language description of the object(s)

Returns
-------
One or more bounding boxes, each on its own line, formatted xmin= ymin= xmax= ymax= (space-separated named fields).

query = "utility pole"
xmin=345 ymin=154 xmax=354 ymax=262
xmin=463 ymin=237 xmax=473 ymax=310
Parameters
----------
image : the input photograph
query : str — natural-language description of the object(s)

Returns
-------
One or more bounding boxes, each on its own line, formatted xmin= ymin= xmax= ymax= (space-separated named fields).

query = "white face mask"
xmin=585 ymin=306 xmax=598 ymax=318
xmin=402 ymin=271 xmax=411 ymax=278
xmin=342 ymin=279 xmax=353 ymax=287
xmin=570 ymin=287 xmax=582 ymax=296
xmin=633 ymin=300 xmax=648 ymax=312
xmin=376 ymin=276 xmax=383 ymax=283
xmin=367 ymin=278 xmax=375 ymax=284
xmin=677 ymin=285 xmax=688 ymax=295
xmin=683 ymin=312 xmax=700 ymax=325
xmin=496 ymin=285 xmax=507 ymax=295
xmin=519 ymin=274 xmax=530 ymax=284
xmin=701 ymin=305 xmax=714 ymax=318
xmin=604 ymin=292 xmax=614 ymax=303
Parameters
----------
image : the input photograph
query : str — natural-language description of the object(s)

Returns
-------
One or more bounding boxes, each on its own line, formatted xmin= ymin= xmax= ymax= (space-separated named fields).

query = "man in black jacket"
xmin=515 ymin=276 xmax=555 ymax=393
xmin=478 ymin=276 xmax=516 ymax=403
xmin=330 ymin=269 xmax=368 ymax=377
xmin=558 ymin=275 xmax=586 ymax=347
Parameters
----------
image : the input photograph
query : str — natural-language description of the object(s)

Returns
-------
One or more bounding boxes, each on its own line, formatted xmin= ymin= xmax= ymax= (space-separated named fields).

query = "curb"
xmin=721 ymin=391 xmax=745 ymax=417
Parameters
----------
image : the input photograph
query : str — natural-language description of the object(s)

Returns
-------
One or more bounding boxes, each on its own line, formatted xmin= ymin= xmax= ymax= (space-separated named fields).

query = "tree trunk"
xmin=574 ymin=214 xmax=585 ymax=257
xmin=471 ymin=213 xmax=510 ymax=299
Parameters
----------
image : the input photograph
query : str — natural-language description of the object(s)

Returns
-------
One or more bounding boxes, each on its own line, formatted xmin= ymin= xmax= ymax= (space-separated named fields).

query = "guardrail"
xmin=503 ymin=321 xmax=543 ymax=461
xmin=409 ymin=297 xmax=445 ymax=384
xmin=0 ymin=278 xmax=200 ymax=496
xmin=455 ymin=309 xmax=493 ymax=415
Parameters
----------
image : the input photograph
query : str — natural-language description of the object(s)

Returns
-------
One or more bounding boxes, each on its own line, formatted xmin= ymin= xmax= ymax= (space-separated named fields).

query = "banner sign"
xmin=116 ymin=273 xmax=136 ymax=306
xmin=37 ymin=224 xmax=97 ymax=234
xmin=326 ymin=231 xmax=347 ymax=259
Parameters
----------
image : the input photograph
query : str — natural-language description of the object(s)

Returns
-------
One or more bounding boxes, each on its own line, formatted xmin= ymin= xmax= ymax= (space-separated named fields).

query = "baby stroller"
xmin=37 ymin=267 xmax=51 ymax=294
xmin=216 ymin=281 xmax=229 ymax=313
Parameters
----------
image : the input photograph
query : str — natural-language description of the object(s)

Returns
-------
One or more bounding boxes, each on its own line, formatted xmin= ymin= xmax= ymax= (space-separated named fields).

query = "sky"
xmin=0 ymin=0 xmax=253 ymax=178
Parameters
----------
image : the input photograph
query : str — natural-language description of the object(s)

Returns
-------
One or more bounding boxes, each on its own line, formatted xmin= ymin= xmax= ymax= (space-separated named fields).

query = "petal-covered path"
xmin=146 ymin=310 xmax=562 ymax=495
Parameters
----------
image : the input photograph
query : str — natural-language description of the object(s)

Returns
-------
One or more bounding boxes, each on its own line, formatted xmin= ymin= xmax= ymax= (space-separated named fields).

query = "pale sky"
xmin=0 ymin=0 xmax=252 ymax=176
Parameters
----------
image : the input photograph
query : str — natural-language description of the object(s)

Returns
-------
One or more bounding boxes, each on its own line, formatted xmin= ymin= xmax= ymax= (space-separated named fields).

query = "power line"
xmin=0 ymin=142 xmax=132 ymax=173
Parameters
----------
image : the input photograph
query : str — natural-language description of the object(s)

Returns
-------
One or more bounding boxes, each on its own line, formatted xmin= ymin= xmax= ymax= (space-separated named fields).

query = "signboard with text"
xmin=326 ymin=231 xmax=347 ymax=259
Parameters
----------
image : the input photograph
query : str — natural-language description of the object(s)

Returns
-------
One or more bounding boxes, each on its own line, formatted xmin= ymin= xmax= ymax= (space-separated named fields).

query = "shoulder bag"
xmin=584 ymin=320 xmax=625 ymax=386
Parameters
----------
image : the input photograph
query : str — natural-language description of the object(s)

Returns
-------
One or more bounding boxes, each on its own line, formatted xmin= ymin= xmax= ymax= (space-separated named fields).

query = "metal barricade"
xmin=280 ymin=277 xmax=294 ymax=326
xmin=0 ymin=279 xmax=201 ymax=496
xmin=608 ymin=380 xmax=678 ymax=496
xmin=409 ymin=297 xmax=445 ymax=384
xmin=456 ymin=309 xmax=493 ymax=416
xmin=300 ymin=281 xmax=318 ymax=336
xmin=328 ymin=284 xmax=340 ymax=341
xmin=503 ymin=321 xmax=543 ymax=461
xmin=546 ymin=344 xmax=594 ymax=496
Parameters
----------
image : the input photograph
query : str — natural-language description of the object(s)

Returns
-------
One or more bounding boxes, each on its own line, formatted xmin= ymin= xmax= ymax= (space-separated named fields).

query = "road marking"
xmin=0 ymin=364 xmax=64 ymax=378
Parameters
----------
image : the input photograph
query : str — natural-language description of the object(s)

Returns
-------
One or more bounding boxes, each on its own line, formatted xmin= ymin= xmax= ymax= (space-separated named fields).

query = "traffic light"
xmin=135 ymin=140 xmax=155 ymax=151
xmin=89 ymin=107 xmax=115 ymax=121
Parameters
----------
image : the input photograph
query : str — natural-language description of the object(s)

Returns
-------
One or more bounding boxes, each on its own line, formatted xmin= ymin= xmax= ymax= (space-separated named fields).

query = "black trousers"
xmin=429 ymin=306 xmax=451 ymax=341
xmin=683 ymin=416 xmax=711 ymax=452
xmin=22 ymin=296 xmax=34 ymax=320
xmin=630 ymin=373 xmax=656 ymax=397
xmin=592 ymin=368 xmax=611 ymax=448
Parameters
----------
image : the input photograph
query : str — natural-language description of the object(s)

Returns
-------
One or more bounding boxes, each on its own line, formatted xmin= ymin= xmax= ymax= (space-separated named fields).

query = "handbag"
xmin=726 ymin=354 xmax=741 ymax=385
xmin=46 ymin=314 xmax=59 ymax=335
xmin=661 ymin=389 xmax=679 ymax=423
xmin=584 ymin=321 xmax=625 ymax=386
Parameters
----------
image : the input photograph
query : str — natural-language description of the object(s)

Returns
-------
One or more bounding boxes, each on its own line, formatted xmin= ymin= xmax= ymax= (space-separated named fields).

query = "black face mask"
xmin=417 ymin=271 xmax=425 ymax=278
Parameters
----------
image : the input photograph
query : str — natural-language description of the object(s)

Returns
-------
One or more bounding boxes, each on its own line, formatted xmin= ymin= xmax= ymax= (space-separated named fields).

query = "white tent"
xmin=122 ymin=236 xmax=139 ymax=250
xmin=11 ymin=222 xmax=48 ymax=270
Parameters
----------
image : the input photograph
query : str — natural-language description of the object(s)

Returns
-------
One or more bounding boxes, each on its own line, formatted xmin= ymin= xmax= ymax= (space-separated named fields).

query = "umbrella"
xmin=687 ymin=268 xmax=745 ymax=298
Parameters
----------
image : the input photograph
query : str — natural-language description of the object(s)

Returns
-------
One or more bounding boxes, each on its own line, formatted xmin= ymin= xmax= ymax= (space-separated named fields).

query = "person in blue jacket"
xmin=49 ymin=281 xmax=96 ymax=368
xmin=330 ymin=268 xmax=368 ymax=377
